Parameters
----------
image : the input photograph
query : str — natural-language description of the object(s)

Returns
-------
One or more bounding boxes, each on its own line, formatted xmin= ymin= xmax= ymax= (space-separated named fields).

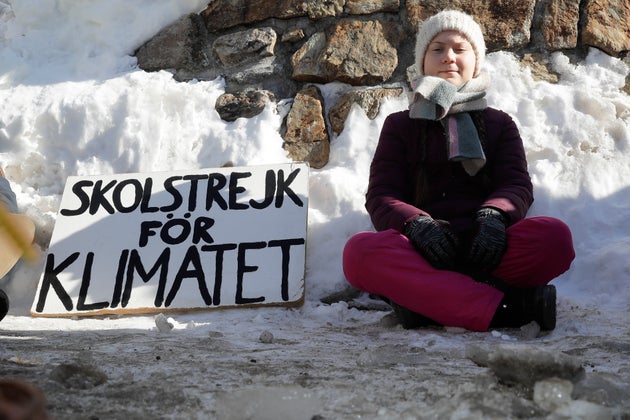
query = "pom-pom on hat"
xmin=415 ymin=10 xmax=486 ymax=77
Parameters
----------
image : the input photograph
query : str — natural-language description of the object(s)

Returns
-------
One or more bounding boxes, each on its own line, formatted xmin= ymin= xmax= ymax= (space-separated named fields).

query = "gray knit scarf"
xmin=409 ymin=73 xmax=490 ymax=176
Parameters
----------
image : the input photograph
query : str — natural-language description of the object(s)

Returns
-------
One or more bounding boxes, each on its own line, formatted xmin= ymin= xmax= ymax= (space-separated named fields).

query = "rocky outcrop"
xmin=215 ymin=90 xmax=275 ymax=122
xmin=328 ymin=87 xmax=404 ymax=135
xmin=135 ymin=13 xmax=210 ymax=74
xmin=282 ymin=86 xmax=329 ymax=169
xmin=291 ymin=19 xmax=402 ymax=86
xmin=582 ymin=0 xmax=630 ymax=57
xmin=406 ymin=0 xmax=537 ymax=50
xmin=540 ymin=0 xmax=580 ymax=50
xmin=135 ymin=0 xmax=629 ymax=169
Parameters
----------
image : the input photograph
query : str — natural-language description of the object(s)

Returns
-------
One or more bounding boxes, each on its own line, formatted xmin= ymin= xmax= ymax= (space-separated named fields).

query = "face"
xmin=423 ymin=30 xmax=477 ymax=86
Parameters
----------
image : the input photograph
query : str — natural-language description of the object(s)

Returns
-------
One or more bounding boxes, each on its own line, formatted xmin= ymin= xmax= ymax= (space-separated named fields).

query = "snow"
xmin=0 ymin=0 xmax=629 ymax=407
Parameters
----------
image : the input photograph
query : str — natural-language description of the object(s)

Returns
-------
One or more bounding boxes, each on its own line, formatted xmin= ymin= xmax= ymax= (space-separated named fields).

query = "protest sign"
xmin=31 ymin=163 xmax=308 ymax=317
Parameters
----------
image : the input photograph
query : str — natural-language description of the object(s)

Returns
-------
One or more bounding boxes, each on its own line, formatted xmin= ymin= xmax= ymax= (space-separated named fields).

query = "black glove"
xmin=466 ymin=207 xmax=508 ymax=272
xmin=403 ymin=216 xmax=460 ymax=270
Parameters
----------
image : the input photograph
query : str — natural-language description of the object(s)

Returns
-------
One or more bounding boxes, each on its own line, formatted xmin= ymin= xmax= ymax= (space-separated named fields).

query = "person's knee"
xmin=547 ymin=218 xmax=575 ymax=261
xmin=343 ymin=231 xmax=391 ymax=287
xmin=342 ymin=232 xmax=372 ymax=277
xmin=534 ymin=217 xmax=575 ymax=273
xmin=342 ymin=235 xmax=361 ymax=288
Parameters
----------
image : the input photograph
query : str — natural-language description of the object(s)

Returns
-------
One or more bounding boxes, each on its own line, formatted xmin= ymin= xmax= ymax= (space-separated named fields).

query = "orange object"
xmin=0 ymin=205 xmax=37 ymax=278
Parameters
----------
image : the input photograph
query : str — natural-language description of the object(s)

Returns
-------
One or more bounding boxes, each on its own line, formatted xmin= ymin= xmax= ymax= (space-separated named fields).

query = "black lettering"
xmin=160 ymin=214 xmax=191 ymax=245
xmin=268 ymin=238 xmax=305 ymax=301
xmin=123 ymin=248 xmax=170 ymax=308
xmin=192 ymin=217 xmax=214 ymax=244
xmin=229 ymin=172 xmax=251 ymax=210
xmin=201 ymin=243 xmax=237 ymax=305
xmin=249 ymin=169 xmax=275 ymax=209
xmin=160 ymin=176 xmax=184 ymax=212
xmin=60 ymin=180 xmax=93 ymax=216
xmin=236 ymin=241 xmax=266 ymax=304
xmin=276 ymin=168 xmax=303 ymax=208
xmin=182 ymin=174 xmax=208 ymax=212
xmin=206 ymin=173 xmax=228 ymax=210
xmin=111 ymin=249 xmax=129 ymax=307
xmin=140 ymin=177 xmax=159 ymax=213
xmin=138 ymin=220 xmax=162 ymax=247
xmin=112 ymin=178 xmax=143 ymax=213
xmin=35 ymin=253 xmax=79 ymax=312
xmin=76 ymin=252 xmax=109 ymax=311
xmin=89 ymin=180 xmax=116 ymax=215
xmin=165 ymin=246 xmax=212 ymax=307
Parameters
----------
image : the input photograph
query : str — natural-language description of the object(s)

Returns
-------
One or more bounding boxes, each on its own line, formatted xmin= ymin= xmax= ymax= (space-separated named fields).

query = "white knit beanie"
xmin=415 ymin=10 xmax=486 ymax=77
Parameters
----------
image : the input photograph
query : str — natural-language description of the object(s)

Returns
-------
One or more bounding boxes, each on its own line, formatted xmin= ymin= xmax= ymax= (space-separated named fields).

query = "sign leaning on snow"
xmin=31 ymin=163 xmax=309 ymax=317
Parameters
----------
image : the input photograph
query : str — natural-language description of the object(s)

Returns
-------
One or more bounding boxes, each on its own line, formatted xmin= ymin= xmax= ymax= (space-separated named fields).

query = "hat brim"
xmin=0 ymin=213 xmax=35 ymax=278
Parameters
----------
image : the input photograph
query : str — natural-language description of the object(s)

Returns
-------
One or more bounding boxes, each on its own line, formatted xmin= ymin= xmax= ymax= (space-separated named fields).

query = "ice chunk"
xmin=466 ymin=343 xmax=585 ymax=388
xmin=214 ymin=386 xmax=322 ymax=420
xmin=154 ymin=313 xmax=174 ymax=333
xmin=533 ymin=377 xmax=573 ymax=411
xmin=554 ymin=400 xmax=613 ymax=419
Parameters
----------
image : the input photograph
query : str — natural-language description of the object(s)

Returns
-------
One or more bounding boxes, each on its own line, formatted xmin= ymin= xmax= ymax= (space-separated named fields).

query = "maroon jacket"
xmin=366 ymin=107 xmax=533 ymax=235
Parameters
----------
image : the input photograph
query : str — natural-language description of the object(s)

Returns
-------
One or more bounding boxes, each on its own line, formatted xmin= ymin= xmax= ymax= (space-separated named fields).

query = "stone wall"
xmin=135 ymin=0 xmax=630 ymax=168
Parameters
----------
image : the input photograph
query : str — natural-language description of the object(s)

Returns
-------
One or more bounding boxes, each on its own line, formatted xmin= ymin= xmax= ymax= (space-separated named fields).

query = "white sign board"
xmin=31 ymin=163 xmax=309 ymax=317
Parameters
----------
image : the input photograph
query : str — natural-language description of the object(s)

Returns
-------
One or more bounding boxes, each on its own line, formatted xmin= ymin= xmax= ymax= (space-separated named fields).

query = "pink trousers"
xmin=342 ymin=216 xmax=575 ymax=331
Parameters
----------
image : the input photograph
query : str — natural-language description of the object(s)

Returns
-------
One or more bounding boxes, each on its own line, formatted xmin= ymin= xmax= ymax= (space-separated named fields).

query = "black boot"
xmin=374 ymin=295 xmax=440 ymax=329
xmin=389 ymin=301 xmax=439 ymax=329
xmin=0 ymin=290 xmax=8 ymax=322
xmin=532 ymin=285 xmax=557 ymax=330
xmin=490 ymin=285 xmax=556 ymax=331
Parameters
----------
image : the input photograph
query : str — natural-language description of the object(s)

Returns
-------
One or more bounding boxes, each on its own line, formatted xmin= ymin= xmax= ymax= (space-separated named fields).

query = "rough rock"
xmin=406 ymin=0 xmax=537 ymax=50
xmin=540 ymin=0 xmax=580 ymax=50
xmin=215 ymin=89 xmax=275 ymax=122
xmin=292 ymin=19 xmax=400 ymax=86
xmin=201 ymin=0 xmax=308 ymax=32
xmin=134 ymin=14 xmax=213 ymax=75
xmin=281 ymin=28 xmax=305 ymax=43
xmin=323 ymin=20 xmax=401 ymax=86
xmin=306 ymin=0 xmax=344 ymax=19
xmin=345 ymin=0 xmax=400 ymax=15
xmin=213 ymin=27 xmax=277 ymax=67
xmin=582 ymin=0 xmax=630 ymax=56
xmin=290 ymin=31 xmax=328 ymax=84
xmin=328 ymin=87 xmax=404 ymax=135
xmin=520 ymin=54 xmax=559 ymax=83
xmin=283 ymin=85 xmax=329 ymax=169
